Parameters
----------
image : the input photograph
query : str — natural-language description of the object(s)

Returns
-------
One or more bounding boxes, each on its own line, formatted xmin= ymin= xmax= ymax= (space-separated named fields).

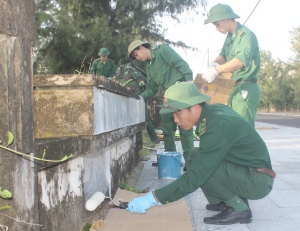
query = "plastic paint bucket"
xmin=156 ymin=152 xmax=183 ymax=179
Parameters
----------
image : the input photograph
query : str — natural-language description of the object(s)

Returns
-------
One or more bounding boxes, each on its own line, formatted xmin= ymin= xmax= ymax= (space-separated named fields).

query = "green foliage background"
xmin=34 ymin=0 xmax=207 ymax=74
xmin=258 ymin=24 xmax=300 ymax=112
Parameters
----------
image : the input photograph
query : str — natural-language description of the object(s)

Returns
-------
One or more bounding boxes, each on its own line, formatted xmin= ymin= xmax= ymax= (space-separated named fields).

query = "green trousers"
xmin=160 ymin=112 xmax=194 ymax=158
xmin=145 ymin=102 xmax=158 ymax=140
xmin=228 ymin=83 xmax=261 ymax=127
xmin=201 ymin=161 xmax=274 ymax=204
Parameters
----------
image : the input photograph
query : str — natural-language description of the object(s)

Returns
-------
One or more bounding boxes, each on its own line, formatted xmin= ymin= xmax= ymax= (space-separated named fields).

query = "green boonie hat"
xmin=127 ymin=40 xmax=150 ymax=58
xmin=160 ymin=82 xmax=210 ymax=114
xmin=98 ymin=47 xmax=110 ymax=56
xmin=204 ymin=3 xmax=240 ymax=24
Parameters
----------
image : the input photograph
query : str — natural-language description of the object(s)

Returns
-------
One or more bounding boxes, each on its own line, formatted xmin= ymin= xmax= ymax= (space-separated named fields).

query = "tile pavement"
xmin=135 ymin=122 xmax=300 ymax=231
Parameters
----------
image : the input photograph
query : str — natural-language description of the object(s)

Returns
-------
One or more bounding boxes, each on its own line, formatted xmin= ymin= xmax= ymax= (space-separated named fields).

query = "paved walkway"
xmin=135 ymin=122 xmax=300 ymax=231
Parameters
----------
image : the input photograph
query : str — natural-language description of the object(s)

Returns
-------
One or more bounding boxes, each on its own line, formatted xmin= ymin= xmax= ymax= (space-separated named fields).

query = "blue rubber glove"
xmin=127 ymin=191 xmax=161 ymax=213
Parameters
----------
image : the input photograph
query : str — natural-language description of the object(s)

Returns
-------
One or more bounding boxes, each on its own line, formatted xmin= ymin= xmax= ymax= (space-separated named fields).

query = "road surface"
xmin=256 ymin=112 xmax=300 ymax=128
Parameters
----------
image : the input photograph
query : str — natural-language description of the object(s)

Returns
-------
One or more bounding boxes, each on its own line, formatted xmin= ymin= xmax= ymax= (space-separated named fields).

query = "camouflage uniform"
xmin=116 ymin=63 xmax=147 ymax=95
xmin=116 ymin=63 xmax=159 ymax=143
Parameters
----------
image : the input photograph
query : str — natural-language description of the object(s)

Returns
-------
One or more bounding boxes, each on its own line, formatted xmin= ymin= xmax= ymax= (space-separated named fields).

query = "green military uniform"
xmin=116 ymin=63 xmax=158 ymax=141
xmin=156 ymin=103 xmax=273 ymax=204
xmin=139 ymin=44 xmax=194 ymax=158
xmin=220 ymin=24 xmax=261 ymax=127
xmin=89 ymin=58 xmax=116 ymax=78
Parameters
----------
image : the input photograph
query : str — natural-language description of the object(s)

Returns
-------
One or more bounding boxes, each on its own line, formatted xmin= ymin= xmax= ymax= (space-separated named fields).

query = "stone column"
xmin=0 ymin=1 xmax=39 ymax=230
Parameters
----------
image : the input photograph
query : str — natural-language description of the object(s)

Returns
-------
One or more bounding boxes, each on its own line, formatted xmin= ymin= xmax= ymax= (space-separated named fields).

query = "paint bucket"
xmin=156 ymin=152 xmax=183 ymax=179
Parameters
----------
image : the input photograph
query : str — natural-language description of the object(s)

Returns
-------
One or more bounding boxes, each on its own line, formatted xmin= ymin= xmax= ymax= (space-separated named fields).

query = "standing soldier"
xmin=127 ymin=40 xmax=194 ymax=161
xmin=116 ymin=62 xmax=160 ymax=144
xmin=202 ymin=3 xmax=261 ymax=127
xmin=90 ymin=47 xmax=116 ymax=80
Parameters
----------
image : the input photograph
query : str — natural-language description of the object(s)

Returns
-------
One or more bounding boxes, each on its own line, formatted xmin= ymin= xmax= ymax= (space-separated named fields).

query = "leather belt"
xmin=256 ymin=168 xmax=276 ymax=178
xmin=235 ymin=78 xmax=257 ymax=86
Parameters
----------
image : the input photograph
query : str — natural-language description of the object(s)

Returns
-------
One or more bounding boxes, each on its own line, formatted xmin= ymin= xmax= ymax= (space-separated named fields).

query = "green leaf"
xmin=7 ymin=131 xmax=14 ymax=146
xmin=42 ymin=149 xmax=46 ymax=159
xmin=68 ymin=153 xmax=74 ymax=159
xmin=0 ymin=188 xmax=12 ymax=199
xmin=0 ymin=205 xmax=10 ymax=211
xmin=60 ymin=153 xmax=74 ymax=162
xmin=60 ymin=155 xmax=68 ymax=161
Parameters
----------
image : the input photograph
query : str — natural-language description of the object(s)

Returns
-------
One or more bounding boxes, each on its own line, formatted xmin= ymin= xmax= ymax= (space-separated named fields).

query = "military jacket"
xmin=89 ymin=58 xmax=116 ymax=77
xmin=139 ymin=44 xmax=193 ymax=100
xmin=116 ymin=63 xmax=147 ymax=94
xmin=219 ymin=22 xmax=260 ymax=81
xmin=155 ymin=103 xmax=272 ymax=204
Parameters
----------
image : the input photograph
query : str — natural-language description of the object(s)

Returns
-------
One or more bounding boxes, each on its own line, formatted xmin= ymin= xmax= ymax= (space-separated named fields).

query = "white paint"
xmin=38 ymin=131 xmax=136 ymax=210
xmin=110 ymin=138 xmax=132 ymax=161
xmin=83 ymin=149 xmax=112 ymax=199
xmin=94 ymin=88 xmax=145 ymax=134
xmin=83 ymin=137 xmax=134 ymax=199
xmin=38 ymin=158 xmax=84 ymax=210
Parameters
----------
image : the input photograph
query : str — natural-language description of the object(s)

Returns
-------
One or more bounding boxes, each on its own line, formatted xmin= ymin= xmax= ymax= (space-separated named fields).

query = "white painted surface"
xmin=38 ymin=158 xmax=84 ymax=210
xmin=94 ymin=88 xmax=145 ymax=135
xmin=38 ymin=141 xmax=135 ymax=210
xmin=83 ymin=137 xmax=134 ymax=199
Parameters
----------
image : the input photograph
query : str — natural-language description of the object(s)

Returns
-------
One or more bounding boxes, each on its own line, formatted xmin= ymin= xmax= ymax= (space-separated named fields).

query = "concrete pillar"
xmin=0 ymin=1 xmax=39 ymax=230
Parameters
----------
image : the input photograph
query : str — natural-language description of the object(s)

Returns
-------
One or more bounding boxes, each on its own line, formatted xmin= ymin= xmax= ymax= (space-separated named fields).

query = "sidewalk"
xmin=135 ymin=122 xmax=300 ymax=231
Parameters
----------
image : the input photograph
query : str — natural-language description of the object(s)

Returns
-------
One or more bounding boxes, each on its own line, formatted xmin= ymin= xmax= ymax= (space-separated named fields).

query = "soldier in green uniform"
xmin=89 ymin=47 xmax=116 ymax=80
xmin=202 ymin=3 xmax=261 ymax=127
xmin=127 ymin=82 xmax=275 ymax=225
xmin=115 ymin=62 xmax=160 ymax=144
xmin=127 ymin=40 xmax=194 ymax=160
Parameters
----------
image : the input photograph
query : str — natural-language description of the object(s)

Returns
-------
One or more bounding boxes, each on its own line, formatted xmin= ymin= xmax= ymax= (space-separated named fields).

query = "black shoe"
xmin=206 ymin=198 xmax=249 ymax=211
xmin=151 ymin=138 xmax=160 ymax=144
xmin=203 ymin=207 xmax=252 ymax=225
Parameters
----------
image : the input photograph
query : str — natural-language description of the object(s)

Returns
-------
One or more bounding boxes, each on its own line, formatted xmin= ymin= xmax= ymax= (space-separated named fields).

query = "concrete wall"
xmin=34 ymin=75 xmax=144 ymax=230
xmin=0 ymin=1 xmax=40 ymax=230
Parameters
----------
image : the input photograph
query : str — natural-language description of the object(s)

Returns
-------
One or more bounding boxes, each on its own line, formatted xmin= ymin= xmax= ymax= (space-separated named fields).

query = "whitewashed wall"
xmin=94 ymin=88 xmax=145 ymax=134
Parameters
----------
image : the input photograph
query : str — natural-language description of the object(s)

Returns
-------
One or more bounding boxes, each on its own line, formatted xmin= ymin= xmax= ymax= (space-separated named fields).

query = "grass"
xmin=139 ymin=129 xmax=156 ymax=161
xmin=83 ymin=222 xmax=91 ymax=231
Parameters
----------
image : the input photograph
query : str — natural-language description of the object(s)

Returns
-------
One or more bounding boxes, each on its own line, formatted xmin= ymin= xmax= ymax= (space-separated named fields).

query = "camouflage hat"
xmin=204 ymin=3 xmax=240 ymax=24
xmin=160 ymin=82 xmax=210 ymax=114
xmin=98 ymin=47 xmax=110 ymax=56
xmin=127 ymin=40 xmax=150 ymax=58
